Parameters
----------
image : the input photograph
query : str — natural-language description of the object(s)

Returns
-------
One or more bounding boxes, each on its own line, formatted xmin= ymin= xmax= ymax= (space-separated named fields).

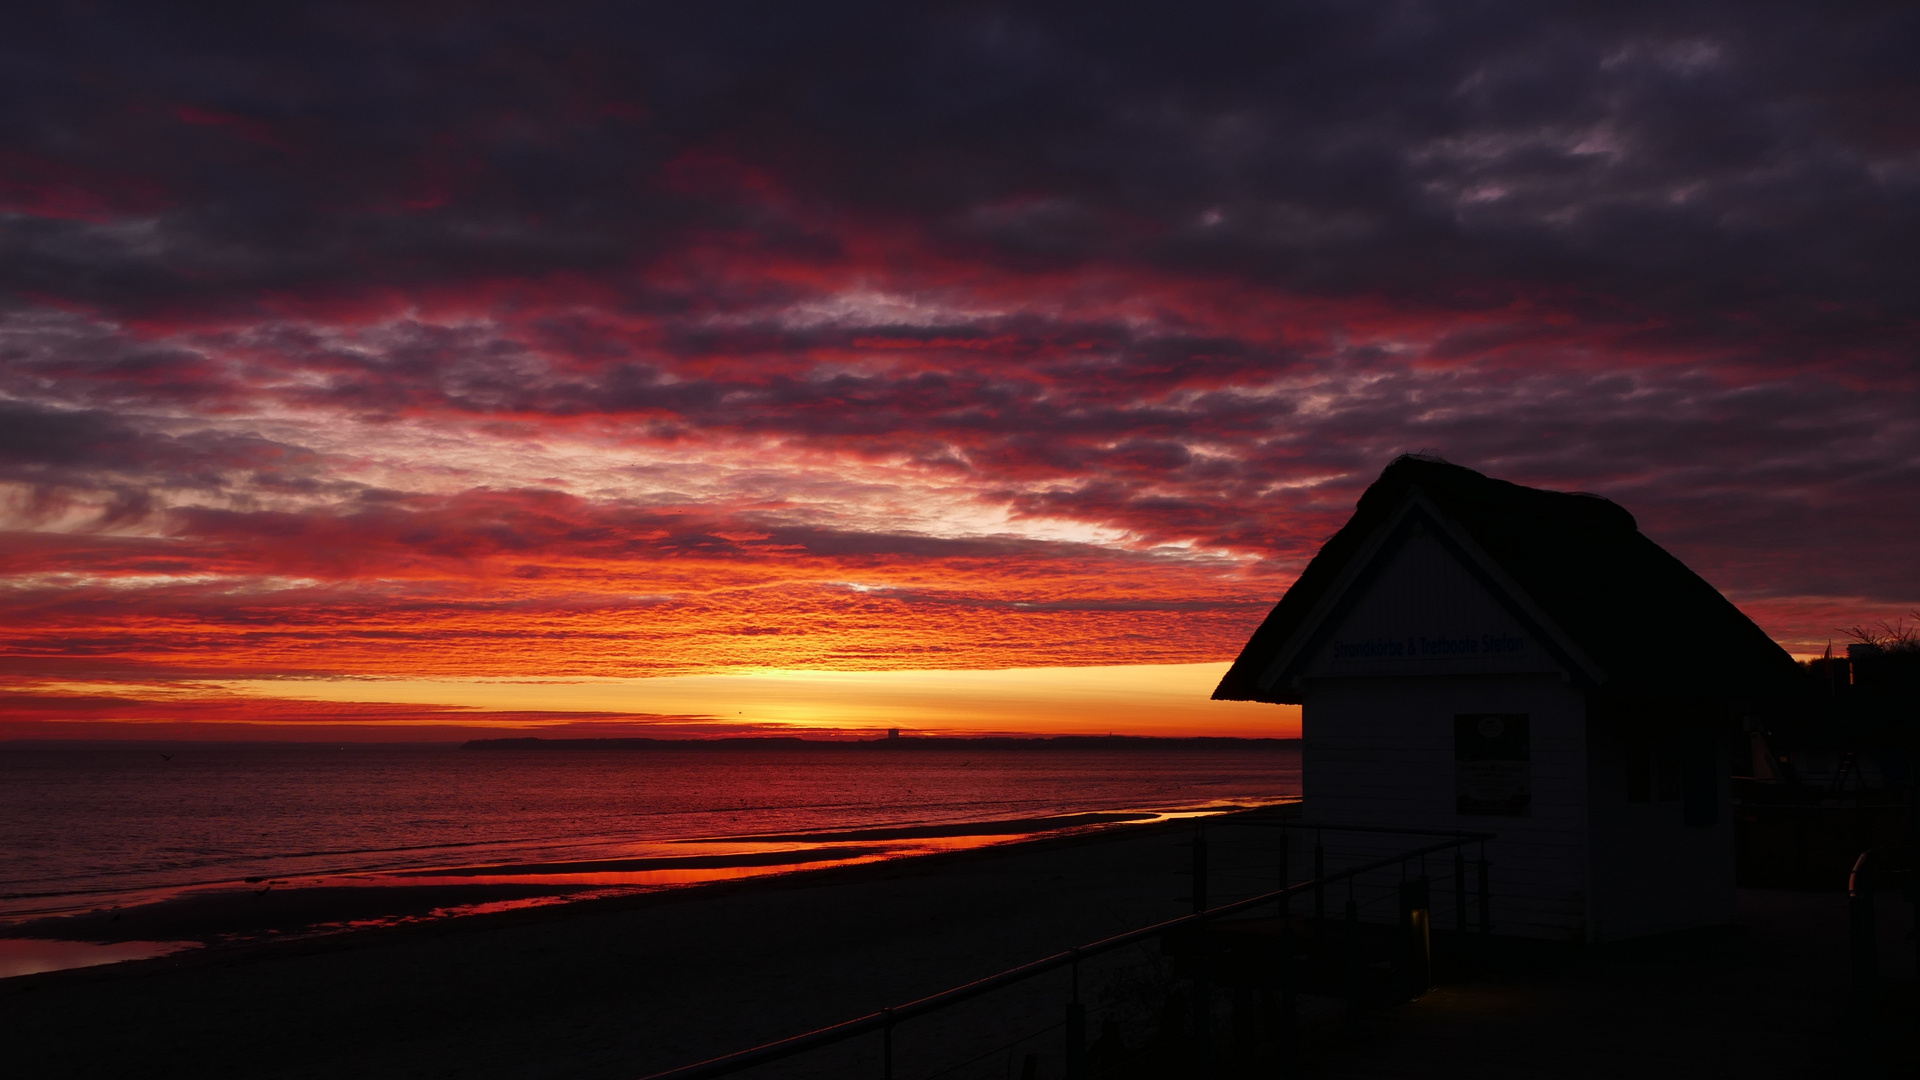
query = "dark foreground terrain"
xmin=4 ymin=814 xmax=1914 ymax=1079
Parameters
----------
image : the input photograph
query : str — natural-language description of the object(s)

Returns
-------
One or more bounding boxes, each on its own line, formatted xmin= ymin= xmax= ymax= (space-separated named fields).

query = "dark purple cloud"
xmin=0 ymin=1 xmax=1915 ymax=682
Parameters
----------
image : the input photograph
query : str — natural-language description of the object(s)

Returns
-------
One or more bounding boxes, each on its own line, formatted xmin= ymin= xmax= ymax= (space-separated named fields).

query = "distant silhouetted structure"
xmin=1216 ymin=455 xmax=1803 ymax=942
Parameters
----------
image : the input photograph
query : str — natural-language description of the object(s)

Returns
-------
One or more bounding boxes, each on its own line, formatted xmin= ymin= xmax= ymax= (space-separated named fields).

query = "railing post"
xmin=1477 ymin=852 xmax=1492 ymax=939
xmin=1342 ymin=890 xmax=1362 ymax=1033
xmin=881 ymin=1009 xmax=893 ymax=1080
xmin=1278 ymin=914 xmax=1299 ymax=1079
xmin=1065 ymin=952 xmax=1085 ymax=1080
xmin=1398 ymin=877 xmax=1432 ymax=998
xmin=1313 ymin=835 xmax=1326 ymax=931
xmin=1193 ymin=824 xmax=1209 ymax=915
xmin=1192 ymin=823 xmax=1211 ymax=1080
xmin=1064 ymin=1001 xmax=1085 ymax=1079
xmin=1848 ymin=852 xmax=1879 ymax=1076
xmin=1194 ymin=939 xmax=1211 ymax=1080
xmin=1279 ymin=825 xmax=1291 ymax=917
xmin=1454 ymin=844 xmax=1468 ymax=942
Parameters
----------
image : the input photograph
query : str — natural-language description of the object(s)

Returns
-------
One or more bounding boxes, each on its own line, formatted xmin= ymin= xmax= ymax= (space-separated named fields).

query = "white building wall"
xmin=1584 ymin=721 xmax=1737 ymax=941
xmin=1302 ymin=674 xmax=1591 ymax=942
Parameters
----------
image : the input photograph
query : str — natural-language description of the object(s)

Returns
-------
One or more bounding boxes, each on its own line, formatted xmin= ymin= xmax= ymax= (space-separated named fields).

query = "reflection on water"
xmin=0 ymin=742 xmax=1301 ymax=976
xmin=0 ymin=938 xmax=199 ymax=979
xmin=2 ymin=743 xmax=1300 ymax=923
xmin=311 ymin=815 xmax=1250 ymax=936
xmin=0 ymin=806 xmax=1303 ymax=976
xmin=353 ymin=806 xmax=1259 ymax=893
xmin=366 ymin=833 xmax=1018 ymax=891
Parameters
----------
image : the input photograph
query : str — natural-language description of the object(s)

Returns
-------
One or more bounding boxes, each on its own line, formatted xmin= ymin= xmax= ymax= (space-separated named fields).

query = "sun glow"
xmin=201 ymin=663 xmax=1299 ymax=739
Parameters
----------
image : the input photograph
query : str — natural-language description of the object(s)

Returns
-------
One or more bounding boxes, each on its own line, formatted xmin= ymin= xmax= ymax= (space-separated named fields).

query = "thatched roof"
xmin=1213 ymin=456 xmax=1802 ymax=706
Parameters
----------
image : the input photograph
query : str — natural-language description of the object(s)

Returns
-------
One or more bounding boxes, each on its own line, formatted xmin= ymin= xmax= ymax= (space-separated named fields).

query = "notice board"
xmin=1455 ymin=713 xmax=1530 ymax=816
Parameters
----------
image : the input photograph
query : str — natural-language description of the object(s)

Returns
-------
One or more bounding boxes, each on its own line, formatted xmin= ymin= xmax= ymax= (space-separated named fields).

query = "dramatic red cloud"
xmin=2 ymin=3 xmax=1914 ymax=734
xmin=0 ymin=477 xmax=1289 ymax=737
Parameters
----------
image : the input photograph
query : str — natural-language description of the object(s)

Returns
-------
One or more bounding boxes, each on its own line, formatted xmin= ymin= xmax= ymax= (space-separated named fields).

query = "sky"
xmin=2 ymin=2 xmax=1915 ymax=740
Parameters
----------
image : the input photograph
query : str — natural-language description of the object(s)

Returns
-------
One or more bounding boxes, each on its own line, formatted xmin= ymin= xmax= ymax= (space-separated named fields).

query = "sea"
xmin=0 ymin=739 xmax=1299 ymax=977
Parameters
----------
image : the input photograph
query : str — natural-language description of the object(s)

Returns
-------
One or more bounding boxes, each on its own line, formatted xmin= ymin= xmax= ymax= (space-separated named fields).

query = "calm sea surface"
xmin=0 ymin=741 xmax=1300 ymax=932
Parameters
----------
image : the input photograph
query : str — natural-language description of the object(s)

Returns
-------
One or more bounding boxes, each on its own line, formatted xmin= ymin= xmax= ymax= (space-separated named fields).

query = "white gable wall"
xmin=1294 ymin=529 xmax=1592 ymax=941
xmin=1299 ymin=529 xmax=1563 ymax=684
xmin=1303 ymin=675 xmax=1591 ymax=942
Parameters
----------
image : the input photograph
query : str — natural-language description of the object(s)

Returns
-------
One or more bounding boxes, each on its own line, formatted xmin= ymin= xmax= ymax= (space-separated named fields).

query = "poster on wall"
xmin=1455 ymin=713 xmax=1531 ymax=816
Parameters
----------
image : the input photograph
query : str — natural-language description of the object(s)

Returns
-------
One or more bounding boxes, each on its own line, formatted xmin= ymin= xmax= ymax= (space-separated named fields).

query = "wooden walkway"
xmin=1304 ymin=889 xmax=1915 ymax=1079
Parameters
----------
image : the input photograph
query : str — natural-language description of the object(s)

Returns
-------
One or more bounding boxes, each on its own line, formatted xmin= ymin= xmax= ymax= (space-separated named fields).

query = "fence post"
xmin=1064 ymin=951 xmax=1085 ymax=1080
xmin=1278 ymin=914 xmax=1298 ymax=1080
xmin=1064 ymin=1000 xmax=1085 ymax=1080
xmin=1848 ymin=852 xmax=1878 ymax=1076
xmin=1313 ymin=836 xmax=1325 ymax=931
xmin=1194 ymin=942 xmax=1211 ymax=1080
xmin=1279 ymin=825 xmax=1291 ymax=917
xmin=1454 ymin=844 xmax=1468 ymax=945
xmin=1342 ymin=891 xmax=1362 ymax=1033
xmin=1398 ymin=877 xmax=1432 ymax=999
xmin=882 ymin=1009 xmax=893 ymax=1080
xmin=1192 ymin=824 xmax=1209 ymax=915
xmin=1192 ymin=824 xmax=1211 ymax=1080
xmin=1476 ymin=853 xmax=1492 ymax=940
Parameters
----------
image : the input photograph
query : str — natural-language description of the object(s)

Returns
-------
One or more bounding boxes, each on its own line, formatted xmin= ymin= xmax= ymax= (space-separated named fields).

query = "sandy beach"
xmin=4 ymin=816 xmax=1213 ymax=1079
xmin=10 ymin=806 xmax=1912 ymax=1080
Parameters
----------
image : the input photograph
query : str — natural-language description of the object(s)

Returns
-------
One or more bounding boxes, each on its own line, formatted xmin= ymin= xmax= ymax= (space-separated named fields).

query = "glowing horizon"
xmin=0 ymin=663 xmax=1299 ymax=742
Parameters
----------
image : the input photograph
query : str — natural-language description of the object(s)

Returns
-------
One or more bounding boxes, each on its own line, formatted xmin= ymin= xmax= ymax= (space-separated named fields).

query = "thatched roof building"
xmin=1215 ymin=456 xmax=1802 ymax=942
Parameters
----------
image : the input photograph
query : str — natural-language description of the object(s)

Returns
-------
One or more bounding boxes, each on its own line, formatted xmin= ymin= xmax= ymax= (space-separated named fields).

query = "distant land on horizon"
xmin=461 ymin=734 xmax=1301 ymax=751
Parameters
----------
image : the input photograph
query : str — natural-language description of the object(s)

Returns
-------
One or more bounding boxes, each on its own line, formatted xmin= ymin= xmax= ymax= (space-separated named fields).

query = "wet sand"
xmin=1 ymin=810 xmax=1177 ymax=946
xmin=3 ymin=816 xmax=1212 ymax=1079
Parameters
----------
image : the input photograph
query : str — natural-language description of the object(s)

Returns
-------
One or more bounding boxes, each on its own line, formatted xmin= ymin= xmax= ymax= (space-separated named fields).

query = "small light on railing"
xmin=1409 ymin=906 xmax=1432 ymax=996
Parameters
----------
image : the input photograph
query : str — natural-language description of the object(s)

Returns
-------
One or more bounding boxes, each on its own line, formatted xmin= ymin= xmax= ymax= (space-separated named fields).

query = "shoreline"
xmin=1 ymin=802 xmax=1294 ymax=966
xmin=5 ymin=807 xmax=1250 ymax=1078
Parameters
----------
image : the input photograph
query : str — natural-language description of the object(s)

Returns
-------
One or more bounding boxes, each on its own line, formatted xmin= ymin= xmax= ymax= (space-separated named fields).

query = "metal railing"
xmin=638 ymin=819 xmax=1496 ymax=1080
xmin=1848 ymin=850 xmax=1880 ymax=1076
xmin=1197 ymin=817 xmax=1495 ymax=936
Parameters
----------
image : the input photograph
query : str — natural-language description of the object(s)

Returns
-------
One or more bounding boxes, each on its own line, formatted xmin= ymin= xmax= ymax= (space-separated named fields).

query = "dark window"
xmin=1655 ymin=737 xmax=1682 ymax=802
xmin=1625 ymin=724 xmax=1718 ymax=824
xmin=1623 ymin=728 xmax=1681 ymax=804
xmin=1625 ymin=729 xmax=1652 ymax=803
xmin=1681 ymin=730 xmax=1719 ymax=827
xmin=1455 ymin=714 xmax=1530 ymax=817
